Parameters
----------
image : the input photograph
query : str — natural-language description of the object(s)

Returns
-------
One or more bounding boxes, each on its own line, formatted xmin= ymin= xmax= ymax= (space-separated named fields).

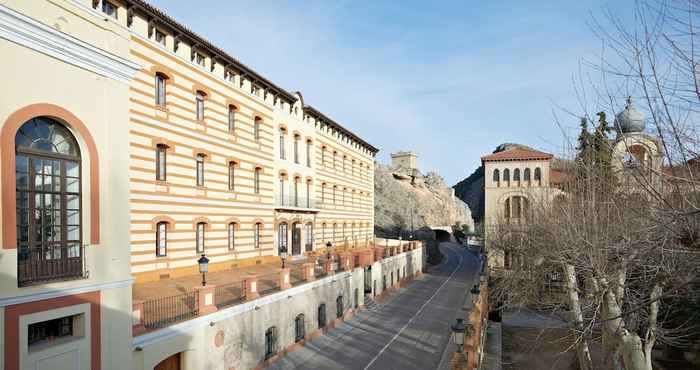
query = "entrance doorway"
xmin=155 ymin=353 xmax=181 ymax=370
xmin=364 ymin=266 xmax=372 ymax=293
xmin=291 ymin=222 xmax=301 ymax=255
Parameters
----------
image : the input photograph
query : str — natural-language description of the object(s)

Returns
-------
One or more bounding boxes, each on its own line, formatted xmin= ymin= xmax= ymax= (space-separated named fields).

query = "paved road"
xmin=268 ymin=242 xmax=481 ymax=370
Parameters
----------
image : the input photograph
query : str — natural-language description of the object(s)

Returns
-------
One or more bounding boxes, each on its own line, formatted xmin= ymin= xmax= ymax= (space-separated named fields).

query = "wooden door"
xmin=155 ymin=353 xmax=181 ymax=370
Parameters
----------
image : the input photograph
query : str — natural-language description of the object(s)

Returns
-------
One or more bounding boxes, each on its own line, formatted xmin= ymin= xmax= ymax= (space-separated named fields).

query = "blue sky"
xmin=149 ymin=0 xmax=631 ymax=184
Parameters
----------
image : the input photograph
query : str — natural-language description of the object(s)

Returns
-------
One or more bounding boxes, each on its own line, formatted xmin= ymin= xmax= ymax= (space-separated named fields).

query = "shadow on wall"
xmin=0 ymin=270 xmax=196 ymax=370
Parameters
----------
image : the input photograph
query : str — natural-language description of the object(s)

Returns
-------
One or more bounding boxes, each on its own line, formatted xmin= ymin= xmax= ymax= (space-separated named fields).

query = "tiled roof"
xmin=481 ymin=148 xmax=553 ymax=162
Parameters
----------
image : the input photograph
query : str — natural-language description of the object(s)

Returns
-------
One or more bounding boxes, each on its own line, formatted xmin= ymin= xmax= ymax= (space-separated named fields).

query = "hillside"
xmin=374 ymin=163 xmax=474 ymax=238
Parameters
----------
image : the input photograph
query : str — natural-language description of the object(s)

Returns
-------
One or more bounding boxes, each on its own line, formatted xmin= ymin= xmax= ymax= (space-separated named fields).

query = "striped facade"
xmin=106 ymin=0 xmax=378 ymax=282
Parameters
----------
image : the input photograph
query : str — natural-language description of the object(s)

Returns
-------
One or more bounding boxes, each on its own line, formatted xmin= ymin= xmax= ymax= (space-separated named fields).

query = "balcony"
xmin=18 ymin=245 xmax=86 ymax=287
xmin=274 ymin=195 xmax=320 ymax=212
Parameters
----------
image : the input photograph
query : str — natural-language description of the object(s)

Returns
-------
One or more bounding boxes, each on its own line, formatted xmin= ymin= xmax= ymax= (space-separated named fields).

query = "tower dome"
xmin=615 ymin=97 xmax=645 ymax=133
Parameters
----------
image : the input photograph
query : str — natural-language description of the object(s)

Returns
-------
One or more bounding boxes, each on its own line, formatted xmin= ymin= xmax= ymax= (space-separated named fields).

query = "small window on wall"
xmin=228 ymin=162 xmax=236 ymax=191
xmin=196 ymin=222 xmax=205 ymax=253
xmin=155 ymin=73 xmax=167 ymax=107
xmin=228 ymin=223 xmax=236 ymax=250
xmin=28 ymin=314 xmax=81 ymax=347
xmin=156 ymin=221 xmax=167 ymax=256
xmin=534 ymin=167 xmax=542 ymax=185
xmin=254 ymin=118 xmax=262 ymax=141
xmin=196 ymin=154 xmax=205 ymax=187
xmin=154 ymin=29 xmax=166 ymax=46
xmin=336 ymin=295 xmax=344 ymax=318
xmin=294 ymin=314 xmax=305 ymax=342
xmin=102 ymin=0 xmax=118 ymax=19
xmin=254 ymin=168 xmax=261 ymax=194
xmin=265 ymin=326 xmax=278 ymax=360
xmin=306 ymin=141 xmax=312 ymax=167
xmin=254 ymin=223 xmax=261 ymax=248
xmin=156 ymin=144 xmax=167 ymax=181
xmin=196 ymin=91 xmax=205 ymax=121
xmin=318 ymin=304 xmax=327 ymax=328
xmin=228 ymin=105 xmax=237 ymax=133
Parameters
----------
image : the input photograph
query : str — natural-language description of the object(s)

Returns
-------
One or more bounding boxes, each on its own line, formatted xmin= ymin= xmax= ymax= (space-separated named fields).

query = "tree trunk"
xmin=563 ymin=263 xmax=593 ymax=370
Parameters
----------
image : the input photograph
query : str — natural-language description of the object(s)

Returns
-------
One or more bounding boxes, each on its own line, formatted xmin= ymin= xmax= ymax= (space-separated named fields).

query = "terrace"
xmin=131 ymin=240 xmax=422 ymax=335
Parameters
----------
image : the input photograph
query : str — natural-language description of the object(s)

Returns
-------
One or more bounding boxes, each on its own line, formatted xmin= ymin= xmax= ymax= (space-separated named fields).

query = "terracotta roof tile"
xmin=481 ymin=148 xmax=553 ymax=162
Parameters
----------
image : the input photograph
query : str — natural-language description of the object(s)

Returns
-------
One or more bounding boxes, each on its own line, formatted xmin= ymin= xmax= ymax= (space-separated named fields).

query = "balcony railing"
xmin=274 ymin=195 xmax=318 ymax=210
xmin=18 ymin=245 xmax=86 ymax=287
xmin=143 ymin=291 xmax=199 ymax=330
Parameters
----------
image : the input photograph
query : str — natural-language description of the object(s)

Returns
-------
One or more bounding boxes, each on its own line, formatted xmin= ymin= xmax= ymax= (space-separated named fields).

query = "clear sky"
xmin=148 ymin=0 xmax=631 ymax=184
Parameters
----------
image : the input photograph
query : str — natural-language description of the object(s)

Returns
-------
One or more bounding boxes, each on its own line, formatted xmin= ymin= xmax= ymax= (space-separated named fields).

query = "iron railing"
xmin=18 ymin=245 xmax=86 ymax=287
xmin=214 ymin=281 xmax=246 ymax=309
xmin=274 ymin=195 xmax=317 ymax=209
xmin=143 ymin=291 xmax=199 ymax=330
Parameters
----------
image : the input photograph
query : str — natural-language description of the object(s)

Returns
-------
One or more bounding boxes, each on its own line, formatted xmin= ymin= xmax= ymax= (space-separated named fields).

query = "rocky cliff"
xmin=374 ymin=163 xmax=474 ymax=238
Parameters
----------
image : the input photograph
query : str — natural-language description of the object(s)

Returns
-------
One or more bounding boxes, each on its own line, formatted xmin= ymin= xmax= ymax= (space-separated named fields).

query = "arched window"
xmin=228 ymin=105 xmax=236 ymax=133
xmin=294 ymin=135 xmax=300 ymax=164
xmin=332 ymin=223 xmax=337 ymax=242
xmin=254 ymin=167 xmax=261 ymax=194
xmin=279 ymin=128 xmax=286 ymax=160
xmin=336 ymin=295 xmax=344 ymax=318
xmin=333 ymin=151 xmax=337 ymax=169
xmin=504 ymin=197 xmax=511 ymax=219
xmin=254 ymin=117 xmax=262 ymax=141
xmin=254 ymin=222 xmax=261 ymax=248
xmin=196 ymin=154 xmax=205 ymax=187
xmin=318 ymin=304 xmax=327 ymax=328
xmin=306 ymin=140 xmax=312 ymax=167
xmin=321 ymin=183 xmax=327 ymax=204
xmin=493 ymin=169 xmax=500 ymax=184
xmin=332 ymin=186 xmax=337 ymax=205
xmin=156 ymin=221 xmax=167 ymax=256
xmin=504 ymin=196 xmax=529 ymax=220
xmin=264 ymin=326 xmax=277 ymax=360
xmin=155 ymin=73 xmax=167 ymax=107
xmin=523 ymin=168 xmax=531 ymax=184
xmin=294 ymin=314 xmax=305 ymax=342
xmin=195 ymin=90 xmax=205 ymax=121
xmin=513 ymin=168 xmax=520 ymax=182
xmin=534 ymin=167 xmax=542 ymax=186
xmin=156 ymin=144 xmax=167 ymax=181
xmin=228 ymin=222 xmax=236 ymax=250
xmin=278 ymin=222 xmax=288 ymax=253
xmin=503 ymin=168 xmax=510 ymax=183
xmin=306 ymin=180 xmax=311 ymax=208
xmin=293 ymin=177 xmax=300 ymax=206
xmin=279 ymin=175 xmax=285 ymax=203
xmin=321 ymin=146 xmax=326 ymax=166
xmin=15 ymin=117 xmax=83 ymax=286
xmin=196 ymin=222 xmax=206 ymax=253
xmin=228 ymin=161 xmax=236 ymax=191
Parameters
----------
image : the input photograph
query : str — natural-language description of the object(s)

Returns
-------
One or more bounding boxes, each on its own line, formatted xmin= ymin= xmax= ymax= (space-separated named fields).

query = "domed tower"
xmin=611 ymin=97 xmax=663 ymax=184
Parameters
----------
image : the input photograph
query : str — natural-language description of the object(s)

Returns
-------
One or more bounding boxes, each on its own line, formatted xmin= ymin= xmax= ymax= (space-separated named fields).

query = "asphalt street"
xmin=267 ymin=242 xmax=481 ymax=370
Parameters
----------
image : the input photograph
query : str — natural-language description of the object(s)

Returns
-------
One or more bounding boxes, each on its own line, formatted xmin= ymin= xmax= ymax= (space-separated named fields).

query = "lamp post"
xmin=326 ymin=241 xmax=332 ymax=261
xmin=280 ymin=249 xmax=287 ymax=269
xmin=451 ymin=318 xmax=466 ymax=352
xmin=198 ymin=254 xmax=209 ymax=287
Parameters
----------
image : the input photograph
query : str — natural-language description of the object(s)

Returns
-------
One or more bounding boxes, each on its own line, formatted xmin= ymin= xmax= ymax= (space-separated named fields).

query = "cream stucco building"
xmin=0 ymin=0 xmax=382 ymax=369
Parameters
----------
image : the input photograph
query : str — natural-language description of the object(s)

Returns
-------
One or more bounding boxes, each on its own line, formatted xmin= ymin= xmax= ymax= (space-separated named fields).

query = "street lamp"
xmin=326 ymin=241 xmax=332 ymax=260
xmin=198 ymin=254 xmax=209 ymax=287
xmin=471 ymin=284 xmax=480 ymax=295
xmin=280 ymin=249 xmax=288 ymax=269
xmin=451 ymin=318 xmax=466 ymax=352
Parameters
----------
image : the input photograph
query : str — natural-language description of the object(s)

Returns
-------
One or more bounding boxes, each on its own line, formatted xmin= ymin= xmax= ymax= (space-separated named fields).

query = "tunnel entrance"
xmin=434 ymin=229 xmax=451 ymax=242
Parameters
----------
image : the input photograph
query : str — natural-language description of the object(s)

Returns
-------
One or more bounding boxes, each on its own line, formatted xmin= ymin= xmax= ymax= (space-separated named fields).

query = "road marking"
xmin=363 ymin=244 xmax=464 ymax=370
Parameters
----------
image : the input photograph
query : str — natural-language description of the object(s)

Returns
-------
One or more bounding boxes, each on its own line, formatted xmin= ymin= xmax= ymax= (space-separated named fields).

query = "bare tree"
xmin=489 ymin=1 xmax=700 ymax=369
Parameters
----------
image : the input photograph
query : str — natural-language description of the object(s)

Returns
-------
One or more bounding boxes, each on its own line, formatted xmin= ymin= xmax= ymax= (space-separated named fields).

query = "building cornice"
xmin=0 ymin=278 xmax=134 ymax=307
xmin=0 ymin=3 xmax=140 ymax=83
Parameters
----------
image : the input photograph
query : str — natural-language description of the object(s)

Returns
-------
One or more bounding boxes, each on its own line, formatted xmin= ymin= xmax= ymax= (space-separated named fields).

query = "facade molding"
xmin=0 ymin=278 xmax=133 ymax=307
xmin=0 ymin=3 xmax=140 ymax=83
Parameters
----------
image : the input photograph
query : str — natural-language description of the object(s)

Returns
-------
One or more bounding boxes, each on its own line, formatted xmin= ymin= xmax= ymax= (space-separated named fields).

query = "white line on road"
xmin=363 ymin=245 xmax=464 ymax=370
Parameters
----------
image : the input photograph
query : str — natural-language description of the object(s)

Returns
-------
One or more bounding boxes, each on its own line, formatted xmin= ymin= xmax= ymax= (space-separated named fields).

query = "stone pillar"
xmin=132 ymin=300 xmax=146 ymax=336
xmin=339 ymin=253 xmax=351 ymax=271
xmin=324 ymin=258 xmax=334 ymax=276
xmin=245 ymin=277 xmax=260 ymax=301
xmin=195 ymin=284 xmax=217 ymax=315
xmin=279 ymin=267 xmax=292 ymax=290
xmin=303 ymin=262 xmax=315 ymax=281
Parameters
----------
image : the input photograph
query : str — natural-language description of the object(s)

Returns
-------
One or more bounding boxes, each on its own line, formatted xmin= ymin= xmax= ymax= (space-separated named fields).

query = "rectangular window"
xmin=102 ymin=0 xmax=118 ymax=19
xmin=156 ymin=145 xmax=166 ymax=181
xmin=196 ymin=92 xmax=205 ymax=121
xmin=196 ymin=223 xmax=205 ymax=253
xmin=228 ymin=162 xmax=235 ymax=191
xmin=156 ymin=222 xmax=167 ymax=256
xmin=306 ymin=181 xmax=311 ymax=208
xmin=155 ymin=74 xmax=166 ymax=107
xmin=196 ymin=154 xmax=205 ymax=187
xmin=28 ymin=315 xmax=78 ymax=347
xmin=254 ymin=223 xmax=261 ymax=248
xmin=154 ymin=29 xmax=166 ymax=46
xmin=254 ymin=119 xmax=261 ymax=141
xmin=279 ymin=133 xmax=285 ymax=160
xmin=279 ymin=179 xmax=285 ymax=203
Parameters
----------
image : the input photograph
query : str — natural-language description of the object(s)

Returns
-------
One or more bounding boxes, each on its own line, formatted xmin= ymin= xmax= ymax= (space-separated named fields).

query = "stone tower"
xmin=391 ymin=151 xmax=418 ymax=171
